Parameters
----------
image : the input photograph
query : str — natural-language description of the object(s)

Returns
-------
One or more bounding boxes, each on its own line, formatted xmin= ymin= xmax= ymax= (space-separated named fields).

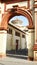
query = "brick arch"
xmin=1 ymin=7 xmax=34 ymax=30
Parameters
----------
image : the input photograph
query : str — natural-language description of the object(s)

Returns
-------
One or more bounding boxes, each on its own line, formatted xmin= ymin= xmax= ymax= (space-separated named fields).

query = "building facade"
xmin=7 ymin=23 xmax=26 ymax=51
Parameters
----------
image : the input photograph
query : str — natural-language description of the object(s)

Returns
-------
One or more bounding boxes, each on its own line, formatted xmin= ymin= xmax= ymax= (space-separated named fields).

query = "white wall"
xmin=21 ymin=38 xmax=26 ymax=49
xmin=6 ymin=26 xmax=26 ymax=50
xmin=26 ymin=29 xmax=35 ymax=58
xmin=26 ymin=29 xmax=35 ymax=49
xmin=6 ymin=34 xmax=12 ymax=50
xmin=0 ymin=30 xmax=7 ymax=55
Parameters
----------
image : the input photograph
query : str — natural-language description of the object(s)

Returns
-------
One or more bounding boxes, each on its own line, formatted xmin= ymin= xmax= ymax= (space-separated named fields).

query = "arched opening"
xmin=1 ymin=7 xmax=34 ymax=30
xmin=1 ymin=7 xmax=34 ymax=58
xmin=8 ymin=15 xmax=29 ymax=52
xmin=9 ymin=15 xmax=29 ymax=26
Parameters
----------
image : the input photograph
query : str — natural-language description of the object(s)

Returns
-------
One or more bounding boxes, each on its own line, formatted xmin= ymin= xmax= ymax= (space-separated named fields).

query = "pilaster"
xmin=20 ymin=33 xmax=22 ymax=49
xmin=12 ymin=29 xmax=15 ymax=50
xmin=0 ymin=30 xmax=7 ymax=57
xmin=27 ymin=28 xmax=35 ymax=60
xmin=0 ymin=2 xmax=7 ymax=57
xmin=33 ymin=0 xmax=37 ymax=60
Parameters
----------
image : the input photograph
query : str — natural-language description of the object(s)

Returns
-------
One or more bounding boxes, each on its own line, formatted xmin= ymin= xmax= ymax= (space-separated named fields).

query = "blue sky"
xmin=10 ymin=15 xmax=29 ymax=26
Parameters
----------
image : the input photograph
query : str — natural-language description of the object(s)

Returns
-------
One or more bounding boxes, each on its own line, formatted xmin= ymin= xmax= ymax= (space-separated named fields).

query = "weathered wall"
xmin=21 ymin=38 xmax=26 ymax=49
xmin=6 ymin=34 xmax=12 ymax=50
xmin=26 ymin=29 xmax=35 ymax=49
xmin=6 ymin=25 xmax=26 ymax=50
xmin=0 ymin=30 xmax=7 ymax=56
xmin=26 ymin=29 xmax=35 ymax=58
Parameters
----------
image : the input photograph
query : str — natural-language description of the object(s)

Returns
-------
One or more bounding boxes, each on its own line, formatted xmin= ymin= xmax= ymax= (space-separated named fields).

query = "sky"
xmin=9 ymin=15 xmax=29 ymax=26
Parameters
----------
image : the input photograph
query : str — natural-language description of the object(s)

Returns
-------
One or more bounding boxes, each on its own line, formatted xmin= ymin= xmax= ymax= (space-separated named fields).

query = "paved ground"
xmin=0 ymin=56 xmax=37 ymax=65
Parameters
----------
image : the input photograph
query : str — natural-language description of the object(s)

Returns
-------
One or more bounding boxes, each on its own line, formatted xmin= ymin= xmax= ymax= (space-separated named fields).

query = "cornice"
xmin=1 ymin=0 xmax=30 ymax=4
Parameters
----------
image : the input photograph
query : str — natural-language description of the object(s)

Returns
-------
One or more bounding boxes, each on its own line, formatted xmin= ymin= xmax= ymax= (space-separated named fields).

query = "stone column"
xmin=12 ymin=29 xmax=15 ymax=50
xmin=20 ymin=33 xmax=22 ymax=49
xmin=33 ymin=1 xmax=37 ymax=60
xmin=35 ymin=13 xmax=37 ymax=43
xmin=0 ymin=30 xmax=7 ymax=57
xmin=30 ymin=0 xmax=35 ymax=26
xmin=27 ymin=29 xmax=35 ymax=60
xmin=0 ymin=3 xmax=7 ymax=57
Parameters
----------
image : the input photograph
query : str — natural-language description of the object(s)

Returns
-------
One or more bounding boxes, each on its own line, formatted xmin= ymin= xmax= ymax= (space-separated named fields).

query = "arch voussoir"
xmin=1 ymin=7 xmax=34 ymax=30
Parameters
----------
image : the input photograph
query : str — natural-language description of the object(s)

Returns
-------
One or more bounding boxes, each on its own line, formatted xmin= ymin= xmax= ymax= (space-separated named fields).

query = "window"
xmin=7 ymin=28 xmax=12 ymax=34
xmin=22 ymin=35 xmax=25 ymax=38
xmin=15 ymin=31 xmax=20 ymax=37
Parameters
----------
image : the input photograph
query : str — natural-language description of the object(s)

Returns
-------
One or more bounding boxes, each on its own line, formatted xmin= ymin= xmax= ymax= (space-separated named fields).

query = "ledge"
xmin=0 ymin=27 xmax=7 ymax=31
xmin=27 ymin=26 xmax=34 ymax=29
xmin=33 ymin=44 xmax=37 ymax=51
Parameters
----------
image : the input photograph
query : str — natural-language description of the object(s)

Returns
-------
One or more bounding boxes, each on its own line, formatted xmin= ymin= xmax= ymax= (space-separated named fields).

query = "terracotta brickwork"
xmin=1 ymin=7 xmax=33 ymax=30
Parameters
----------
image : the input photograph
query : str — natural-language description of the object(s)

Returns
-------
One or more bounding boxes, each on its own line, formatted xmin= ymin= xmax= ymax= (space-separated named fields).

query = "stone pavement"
xmin=0 ymin=56 xmax=37 ymax=65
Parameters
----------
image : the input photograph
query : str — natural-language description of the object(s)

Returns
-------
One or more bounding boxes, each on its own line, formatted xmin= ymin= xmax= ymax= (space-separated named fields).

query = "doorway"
xmin=16 ymin=40 xmax=19 ymax=51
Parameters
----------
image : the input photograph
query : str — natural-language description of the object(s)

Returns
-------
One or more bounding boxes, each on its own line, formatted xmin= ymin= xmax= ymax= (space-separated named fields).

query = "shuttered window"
xmin=7 ymin=28 xmax=12 ymax=34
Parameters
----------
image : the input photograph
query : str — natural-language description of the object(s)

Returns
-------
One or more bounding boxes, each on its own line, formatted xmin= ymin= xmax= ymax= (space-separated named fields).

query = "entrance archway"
xmin=1 ymin=7 xmax=34 ymax=59
xmin=1 ymin=7 xmax=34 ymax=30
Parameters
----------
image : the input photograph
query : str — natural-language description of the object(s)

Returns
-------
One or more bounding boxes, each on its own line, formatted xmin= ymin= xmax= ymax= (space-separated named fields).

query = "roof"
xmin=11 ymin=18 xmax=23 ymax=24
xmin=8 ymin=22 xmax=26 ymax=34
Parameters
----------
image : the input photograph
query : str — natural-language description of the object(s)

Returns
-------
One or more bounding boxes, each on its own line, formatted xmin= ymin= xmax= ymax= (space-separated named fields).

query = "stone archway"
xmin=1 ymin=7 xmax=34 ymax=30
xmin=0 ymin=7 xmax=34 ymax=59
